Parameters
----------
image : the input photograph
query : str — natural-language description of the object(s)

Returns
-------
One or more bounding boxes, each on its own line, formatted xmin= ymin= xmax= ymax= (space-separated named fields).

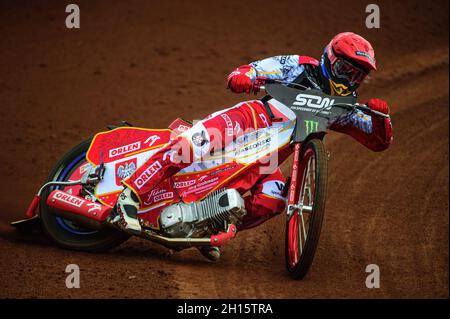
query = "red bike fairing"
xmin=123 ymin=100 xmax=290 ymax=224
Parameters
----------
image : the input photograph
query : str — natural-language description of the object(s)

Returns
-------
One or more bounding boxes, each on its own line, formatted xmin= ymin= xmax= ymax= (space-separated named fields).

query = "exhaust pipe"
xmin=141 ymin=224 xmax=238 ymax=249
xmin=46 ymin=190 xmax=239 ymax=248
xmin=46 ymin=190 xmax=111 ymax=230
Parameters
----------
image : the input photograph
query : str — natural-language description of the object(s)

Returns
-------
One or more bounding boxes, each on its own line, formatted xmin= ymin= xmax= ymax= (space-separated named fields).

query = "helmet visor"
xmin=332 ymin=59 xmax=368 ymax=85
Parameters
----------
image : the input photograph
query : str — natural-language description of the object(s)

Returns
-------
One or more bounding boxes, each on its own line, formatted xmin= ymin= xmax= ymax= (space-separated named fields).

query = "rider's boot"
xmin=109 ymin=187 xmax=142 ymax=235
xmin=198 ymin=246 xmax=221 ymax=262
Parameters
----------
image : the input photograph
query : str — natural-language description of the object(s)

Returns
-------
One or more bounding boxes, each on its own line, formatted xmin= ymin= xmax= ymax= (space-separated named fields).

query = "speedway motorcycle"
xmin=12 ymin=80 xmax=389 ymax=279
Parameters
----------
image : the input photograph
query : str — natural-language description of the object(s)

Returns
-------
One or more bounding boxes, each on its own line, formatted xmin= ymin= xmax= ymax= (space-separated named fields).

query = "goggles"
xmin=332 ymin=58 xmax=368 ymax=86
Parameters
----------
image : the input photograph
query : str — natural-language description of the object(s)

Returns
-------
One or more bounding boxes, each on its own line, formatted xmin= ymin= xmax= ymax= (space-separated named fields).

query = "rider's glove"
xmin=227 ymin=65 xmax=256 ymax=94
xmin=366 ymin=98 xmax=393 ymax=150
xmin=251 ymin=76 xmax=267 ymax=94
xmin=366 ymin=98 xmax=390 ymax=115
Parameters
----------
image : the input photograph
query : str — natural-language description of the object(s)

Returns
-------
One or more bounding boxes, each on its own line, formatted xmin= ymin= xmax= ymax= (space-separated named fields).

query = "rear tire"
xmin=285 ymin=139 xmax=327 ymax=279
xmin=39 ymin=139 xmax=130 ymax=252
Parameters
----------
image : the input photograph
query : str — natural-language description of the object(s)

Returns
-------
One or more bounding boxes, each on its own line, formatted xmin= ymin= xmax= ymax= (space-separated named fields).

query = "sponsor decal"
xmin=178 ymin=124 xmax=190 ymax=132
xmin=293 ymin=93 xmax=335 ymax=110
xmin=144 ymin=135 xmax=161 ymax=147
xmin=154 ymin=192 xmax=173 ymax=202
xmin=262 ymin=180 xmax=285 ymax=200
xmin=144 ymin=188 xmax=174 ymax=205
xmin=192 ymin=131 xmax=209 ymax=147
xmin=109 ymin=141 xmax=141 ymax=158
xmin=234 ymin=137 xmax=271 ymax=156
xmin=281 ymin=65 xmax=293 ymax=76
xmin=115 ymin=158 xmax=137 ymax=186
xmin=221 ymin=114 xmax=234 ymax=136
xmin=209 ymin=165 xmax=236 ymax=176
xmin=135 ymin=161 xmax=163 ymax=190
xmin=355 ymin=51 xmax=375 ymax=64
xmin=305 ymin=120 xmax=319 ymax=135
xmin=259 ymin=113 xmax=270 ymax=127
xmin=234 ymin=121 xmax=241 ymax=134
xmin=53 ymin=191 xmax=84 ymax=208
xmin=174 ymin=179 xmax=196 ymax=188
xmin=180 ymin=177 xmax=220 ymax=196
xmin=86 ymin=202 xmax=102 ymax=213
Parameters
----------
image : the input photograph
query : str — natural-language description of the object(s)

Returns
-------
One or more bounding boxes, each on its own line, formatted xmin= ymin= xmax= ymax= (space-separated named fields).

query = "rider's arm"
xmin=329 ymin=100 xmax=393 ymax=152
xmin=227 ymin=55 xmax=305 ymax=93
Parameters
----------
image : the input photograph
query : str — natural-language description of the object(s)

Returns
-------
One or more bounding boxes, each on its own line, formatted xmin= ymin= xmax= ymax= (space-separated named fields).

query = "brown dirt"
xmin=0 ymin=0 xmax=448 ymax=298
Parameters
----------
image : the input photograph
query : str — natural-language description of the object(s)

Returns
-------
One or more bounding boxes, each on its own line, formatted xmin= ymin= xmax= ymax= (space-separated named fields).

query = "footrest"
xmin=210 ymin=224 xmax=237 ymax=247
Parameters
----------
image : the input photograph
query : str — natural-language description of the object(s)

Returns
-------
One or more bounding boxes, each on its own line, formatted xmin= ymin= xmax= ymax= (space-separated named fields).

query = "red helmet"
xmin=322 ymin=32 xmax=376 ymax=95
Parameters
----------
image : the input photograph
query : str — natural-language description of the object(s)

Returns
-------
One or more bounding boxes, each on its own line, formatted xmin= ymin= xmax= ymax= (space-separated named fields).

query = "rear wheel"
xmin=39 ymin=139 xmax=130 ymax=252
xmin=285 ymin=139 xmax=328 ymax=279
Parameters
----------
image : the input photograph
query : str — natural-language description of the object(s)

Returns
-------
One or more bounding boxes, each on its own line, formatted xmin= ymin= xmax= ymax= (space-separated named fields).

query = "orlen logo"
xmin=174 ymin=180 xmax=196 ymax=188
xmin=135 ymin=161 xmax=162 ymax=190
xmin=220 ymin=114 xmax=234 ymax=136
xmin=53 ymin=191 xmax=84 ymax=208
xmin=109 ymin=141 xmax=141 ymax=158
xmin=293 ymin=94 xmax=335 ymax=110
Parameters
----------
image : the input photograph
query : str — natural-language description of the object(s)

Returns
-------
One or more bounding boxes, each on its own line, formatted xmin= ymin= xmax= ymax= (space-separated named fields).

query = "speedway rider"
xmin=109 ymin=32 xmax=393 ymax=261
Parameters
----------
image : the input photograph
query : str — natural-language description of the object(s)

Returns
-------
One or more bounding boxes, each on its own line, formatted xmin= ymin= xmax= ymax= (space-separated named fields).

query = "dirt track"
xmin=0 ymin=0 xmax=448 ymax=298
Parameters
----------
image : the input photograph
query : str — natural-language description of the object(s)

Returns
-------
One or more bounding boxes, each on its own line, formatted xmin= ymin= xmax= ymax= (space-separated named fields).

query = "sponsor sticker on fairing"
xmin=115 ymin=158 xmax=137 ymax=186
xmin=262 ymin=180 xmax=285 ymax=200
xmin=221 ymin=114 xmax=234 ymax=136
xmin=144 ymin=135 xmax=161 ymax=147
xmin=144 ymin=188 xmax=174 ymax=205
xmin=135 ymin=161 xmax=163 ymax=189
xmin=109 ymin=141 xmax=141 ymax=158
xmin=154 ymin=192 xmax=173 ymax=202
xmin=178 ymin=124 xmax=190 ymax=132
xmin=174 ymin=179 xmax=196 ymax=188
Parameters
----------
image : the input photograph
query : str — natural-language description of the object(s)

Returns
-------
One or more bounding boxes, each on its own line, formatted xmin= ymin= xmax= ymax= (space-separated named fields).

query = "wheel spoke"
xmin=300 ymin=211 xmax=307 ymax=243
xmin=298 ymin=215 xmax=303 ymax=255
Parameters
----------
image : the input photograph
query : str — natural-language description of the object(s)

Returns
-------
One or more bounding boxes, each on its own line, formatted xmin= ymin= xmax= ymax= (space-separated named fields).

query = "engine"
xmin=159 ymin=188 xmax=247 ymax=238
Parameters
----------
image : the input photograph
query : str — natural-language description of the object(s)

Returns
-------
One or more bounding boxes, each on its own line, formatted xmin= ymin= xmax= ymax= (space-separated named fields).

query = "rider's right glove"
xmin=366 ymin=98 xmax=393 ymax=150
xmin=366 ymin=98 xmax=390 ymax=115
xmin=227 ymin=65 xmax=256 ymax=94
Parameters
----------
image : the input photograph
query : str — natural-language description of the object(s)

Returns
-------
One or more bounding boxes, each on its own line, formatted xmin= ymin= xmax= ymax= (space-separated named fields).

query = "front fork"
xmin=286 ymin=143 xmax=302 ymax=219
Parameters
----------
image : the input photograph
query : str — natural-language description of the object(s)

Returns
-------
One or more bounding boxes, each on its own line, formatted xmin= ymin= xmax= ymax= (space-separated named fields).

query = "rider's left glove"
xmin=227 ymin=65 xmax=256 ymax=94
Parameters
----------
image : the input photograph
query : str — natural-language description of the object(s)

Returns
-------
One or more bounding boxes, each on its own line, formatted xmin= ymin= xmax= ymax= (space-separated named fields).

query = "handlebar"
xmin=256 ymin=78 xmax=390 ymax=119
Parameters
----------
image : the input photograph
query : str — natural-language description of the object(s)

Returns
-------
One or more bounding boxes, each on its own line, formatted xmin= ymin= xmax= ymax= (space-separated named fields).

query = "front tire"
xmin=285 ymin=139 xmax=328 ymax=279
xmin=39 ymin=139 xmax=130 ymax=252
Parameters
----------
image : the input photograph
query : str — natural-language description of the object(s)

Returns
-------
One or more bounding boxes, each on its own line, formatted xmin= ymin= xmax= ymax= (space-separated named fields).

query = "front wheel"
xmin=285 ymin=139 xmax=328 ymax=279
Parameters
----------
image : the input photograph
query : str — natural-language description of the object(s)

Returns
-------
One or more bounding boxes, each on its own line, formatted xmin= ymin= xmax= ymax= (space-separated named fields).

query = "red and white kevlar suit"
xmin=124 ymin=55 xmax=393 ymax=230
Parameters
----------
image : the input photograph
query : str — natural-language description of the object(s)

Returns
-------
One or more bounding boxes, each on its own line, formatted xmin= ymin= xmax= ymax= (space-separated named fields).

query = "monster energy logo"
xmin=305 ymin=120 xmax=319 ymax=135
